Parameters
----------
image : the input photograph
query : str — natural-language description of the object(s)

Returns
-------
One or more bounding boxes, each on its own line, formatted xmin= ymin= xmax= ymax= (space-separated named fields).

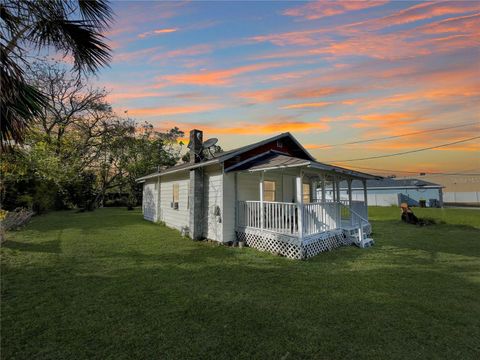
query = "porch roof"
xmin=224 ymin=151 xmax=381 ymax=180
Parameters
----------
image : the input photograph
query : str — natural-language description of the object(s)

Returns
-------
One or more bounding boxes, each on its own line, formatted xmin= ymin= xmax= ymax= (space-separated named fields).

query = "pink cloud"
xmin=114 ymin=46 xmax=162 ymax=63
xmin=349 ymin=1 xmax=480 ymax=30
xmin=159 ymin=62 xmax=287 ymax=86
xmin=239 ymin=86 xmax=352 ymax=103
xmin=283 ymin=1 xmax=388 ymax=20
xmin=151 ymin=44 xmax=213 ymax=62
xmin=281 ymin=102 xmax=333 ymax=110
xmin=128 ymin=104 xmax=223 ymax=117
xmin=138 ymin=28 xmax=178 ymax=39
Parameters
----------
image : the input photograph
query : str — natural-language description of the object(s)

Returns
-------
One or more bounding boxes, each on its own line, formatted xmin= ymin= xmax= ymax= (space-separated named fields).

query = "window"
xmin=172 ymin=183 xmax=179 ymax=209
xmin=303 ymin=183 xmax=311 ymax=203
xmin=264 ymin=180 xmax=276 ymax=202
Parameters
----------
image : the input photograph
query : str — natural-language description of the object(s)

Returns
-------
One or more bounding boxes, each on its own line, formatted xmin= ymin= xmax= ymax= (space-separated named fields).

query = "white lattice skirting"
xmin=236 ymin=227 xmax=351 ymax=260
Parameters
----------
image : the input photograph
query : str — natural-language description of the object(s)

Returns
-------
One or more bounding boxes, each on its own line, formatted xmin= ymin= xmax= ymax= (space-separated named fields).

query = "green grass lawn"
xmin=2 ymin=207 xmax=479 ymax=359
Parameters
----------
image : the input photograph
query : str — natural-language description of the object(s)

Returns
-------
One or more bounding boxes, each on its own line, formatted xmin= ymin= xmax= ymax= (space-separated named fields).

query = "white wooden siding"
xmin=236 ymin=172 xmax=296 ymax=202
xmin=142 ymin=180 xmax=158 ymax=221
xmin=159 ymin=173 xmax=190 ymax=230
xmin=204 ymin=169 xmax=223 ymax=242
xmin=222 ymin=172 xmax=236 ymax=243
xmin=224 ymin=172 xmax=297 ymax=243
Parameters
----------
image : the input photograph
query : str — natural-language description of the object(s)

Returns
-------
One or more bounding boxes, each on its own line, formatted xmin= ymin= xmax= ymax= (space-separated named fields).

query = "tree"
xmin=121 ymin=123 xmax=184 ymax=208
xmin=0 ymin=0 xmax=113 ymax=150
xmin=1 ymin=59 xmax=186 ymax=212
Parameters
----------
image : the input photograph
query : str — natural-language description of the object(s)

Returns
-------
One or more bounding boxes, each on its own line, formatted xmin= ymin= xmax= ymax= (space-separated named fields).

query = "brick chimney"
xmin=188 ymin=129 xmax=204 ymax=240
xmin=189 ymin=129 xmax=203 ymax=163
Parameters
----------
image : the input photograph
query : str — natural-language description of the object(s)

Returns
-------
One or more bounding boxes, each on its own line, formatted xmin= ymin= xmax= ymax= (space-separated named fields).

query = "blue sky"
xmin=94 ymin=1 xmax=479 ymax=174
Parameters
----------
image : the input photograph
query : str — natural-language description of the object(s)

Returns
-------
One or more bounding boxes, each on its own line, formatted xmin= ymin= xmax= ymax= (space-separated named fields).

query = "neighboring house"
xmin=137 ymin=130 xmax=380 ymax=259
xmin=330 ymin=178 xmax=444 ymax=207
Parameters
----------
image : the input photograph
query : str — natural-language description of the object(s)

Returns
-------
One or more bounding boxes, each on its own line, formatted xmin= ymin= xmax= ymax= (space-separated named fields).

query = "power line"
xmin=315 ymin=122 xmax=479 ymax=149
xmin=327 ymin=136 xmax=480 ymax=162
xmin=332 ymin=164 xmax=480 ymax=176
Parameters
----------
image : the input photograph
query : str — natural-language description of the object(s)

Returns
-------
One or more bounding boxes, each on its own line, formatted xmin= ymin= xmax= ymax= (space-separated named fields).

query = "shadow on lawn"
xmin=2 ymin=249 xmax=479 ymax=359
xmin=2 ymin=239 xmax=61 ymax=254
xmin=26 ymin=208 xmax=151 ymax=233
xmin=2 ymin=213 xmax=480 ymax=358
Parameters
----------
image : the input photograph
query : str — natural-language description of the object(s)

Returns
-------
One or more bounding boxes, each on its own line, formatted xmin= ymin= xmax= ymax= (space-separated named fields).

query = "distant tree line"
xmin=1 ymin=61 xmax=185 ymax=213
xmin=0 ymin=0 xmax=186 ymax=213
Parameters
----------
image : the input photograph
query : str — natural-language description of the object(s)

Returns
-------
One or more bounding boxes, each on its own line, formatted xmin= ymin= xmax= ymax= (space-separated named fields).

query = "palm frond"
xmin=30 ymin=18 xmax=111 ymax=74
xmin=0 ymin=65 xmax=48 ymax=151
xmin=0 ymin=0 xmax=113 ymax=147
xmin=78 ymin=0 xmax=113 ymax=31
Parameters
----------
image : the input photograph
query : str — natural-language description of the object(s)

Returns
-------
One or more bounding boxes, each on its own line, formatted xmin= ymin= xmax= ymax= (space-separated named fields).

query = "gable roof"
xmin=339 ymin=178 xmax=443 ymax=190
xmin=137 ymin=132 xmax=314 ymax=181
xmin=225 ymin=151 xmax=380 ymax=180
xmin=213 ymin=132 xmax=315 ymax=161
xmin=136 ymin=132 xmax=378 ymax=182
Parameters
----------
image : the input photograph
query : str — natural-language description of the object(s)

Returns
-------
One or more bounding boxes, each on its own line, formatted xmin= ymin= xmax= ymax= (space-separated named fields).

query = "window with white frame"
xmin=263 ymin=180 xmax=276 ymax=202
xmin=303 ymin=183 xmax=311 ymax=203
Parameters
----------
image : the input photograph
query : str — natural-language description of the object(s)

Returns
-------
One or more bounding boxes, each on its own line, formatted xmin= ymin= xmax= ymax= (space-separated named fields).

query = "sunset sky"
xmin=96 ymin=0 xmax=479 ymax=175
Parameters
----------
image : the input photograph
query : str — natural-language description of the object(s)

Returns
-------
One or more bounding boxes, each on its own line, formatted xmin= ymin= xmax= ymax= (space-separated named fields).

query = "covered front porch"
xmin=230 ymin=153 xmax=376 ymax=259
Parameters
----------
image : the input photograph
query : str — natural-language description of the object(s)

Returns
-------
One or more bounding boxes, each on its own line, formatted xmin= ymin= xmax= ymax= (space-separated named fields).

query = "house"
xmin=137 ymin=130 xmax=381 ymax=259
xmin=330 ymin=178 xmax=444 ymax=207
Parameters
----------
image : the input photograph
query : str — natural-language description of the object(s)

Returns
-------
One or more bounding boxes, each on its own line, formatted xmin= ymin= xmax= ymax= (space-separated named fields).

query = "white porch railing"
xmin=302 ymin=202 xmax=340 ymax=235
xmin=339 ymin=200 xmax=368 ymax=226
xmin=237 ymin=201 xmax=299 ymax=235
xmin=237 ymin=200 xmax=361 ymax=237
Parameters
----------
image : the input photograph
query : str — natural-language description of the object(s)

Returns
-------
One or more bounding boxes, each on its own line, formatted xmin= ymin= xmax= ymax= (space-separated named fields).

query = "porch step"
xmin=356 ymin=237 xmax=375 ymax=248
xmin=341 ymin=225 xmax=375 ymax=249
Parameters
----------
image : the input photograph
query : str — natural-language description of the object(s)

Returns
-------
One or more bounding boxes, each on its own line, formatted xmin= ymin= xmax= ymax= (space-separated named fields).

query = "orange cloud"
xmin=304 ymin=144 xmax=331 ymax=150
xmin=160 ymin=62 xmax=286 ymax=86
xmin=363 ymin=84 xmax=480 ymax=110
xmin=239 ymin=86 xmax=348 ymax=103
xmin=138 ymin=28 xmax=178 ymax=38
xmin=283 ymin=1 xmax=388 ymax=20
xmin=107 ymin=91 xmax=171 ymax=102
xmin=357 ymin=112 xmax=427 ymax=124
xmin=156 ymin=119 xmax=330 ymax=136
xmin=355 ymin=135 xmax=480 ymax=152
xmin=253 ymin=4 xmax=479 ymax=62
xmin=420 ymin=13 xmax=480 ymax=34
xmin=128 ymin=104 xmax=222 ymax=117
xmin=281 ymin=102 xmax=333 ymax=110
xmin=350 ymin=1 xmax=480 ymax=31
xmin=204 ymin=121 xmax=330 ymax=135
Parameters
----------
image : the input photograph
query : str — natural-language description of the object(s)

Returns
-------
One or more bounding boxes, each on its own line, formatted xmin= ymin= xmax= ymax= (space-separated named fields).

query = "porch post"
xmin=234 ymin=172 xmax=238 ymax=229
xmin=296 ymin=171 xmax=304 ymax=240
xmin=347 ymin=178 xmax=353 ymax=207
xmin=332 ymin=177 xmax=336 ymax=202
xmin=260 ymin=171 xmax=265 ymax=229
xmin=310 ymin=178 xmax=316 ymax=202
xmin=336 ymin=176 xmax=341 ymax=202
xmin=156 ymin=176 xmax=161 ymax=222
xmin=321 ymin=175 xmax=326 ymax=203
xmin=362 ymin=179 xmax=368 ymax=217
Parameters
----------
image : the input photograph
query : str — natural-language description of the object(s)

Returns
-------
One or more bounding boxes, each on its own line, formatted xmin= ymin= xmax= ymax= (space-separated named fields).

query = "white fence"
xmin=444 ymin=192 xmax=480 ymax=204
